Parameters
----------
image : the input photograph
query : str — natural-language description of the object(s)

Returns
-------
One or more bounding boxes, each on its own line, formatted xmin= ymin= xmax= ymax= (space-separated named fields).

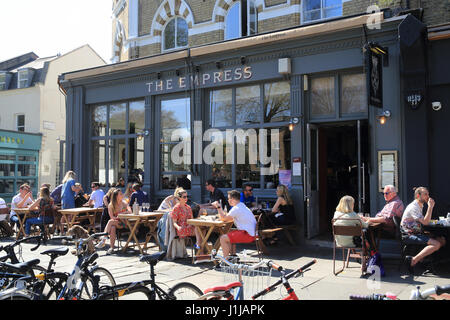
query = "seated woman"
xmin=170 ymin=189 xmax=202 ymax=250
xmin=267 ymin=184 xmax=296 ymax=226
xmin=25 ymin=187 xmax=55 ymax=237
xmin=96 ymin=188 xmax=131 ymax=254
xmin=158 ymin=187 xmax=181 ymax=211
xmin=332 ymin=195 xmax=368 ymax=248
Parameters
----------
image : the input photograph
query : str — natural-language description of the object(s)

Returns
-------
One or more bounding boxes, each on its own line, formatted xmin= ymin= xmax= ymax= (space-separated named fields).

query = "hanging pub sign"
xmin=366 ymin=44 xmax=383 ymax=108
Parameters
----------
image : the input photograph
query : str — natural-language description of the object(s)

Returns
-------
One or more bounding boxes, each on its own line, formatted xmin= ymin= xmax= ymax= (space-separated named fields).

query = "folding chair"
xmin=332 ymin=218 xmax=369 ymax=276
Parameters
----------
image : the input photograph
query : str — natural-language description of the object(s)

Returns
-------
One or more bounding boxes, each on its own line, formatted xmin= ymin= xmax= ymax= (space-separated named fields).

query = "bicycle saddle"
xmin=41 ymin=247 xmax=69 ymax=257
xmin=139 ymin=251 xmax=167 ymax=265
xmin=1 ymin=259 xmax=41 ymax=273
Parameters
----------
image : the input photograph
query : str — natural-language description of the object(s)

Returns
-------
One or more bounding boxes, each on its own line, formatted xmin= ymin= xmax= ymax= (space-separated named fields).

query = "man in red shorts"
xmin=213 ymin=190 xmax=256 ymax=258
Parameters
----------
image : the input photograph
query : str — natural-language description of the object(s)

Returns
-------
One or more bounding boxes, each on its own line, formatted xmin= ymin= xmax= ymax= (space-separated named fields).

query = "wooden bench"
xmin=255 ymin=215 xmax=298 ymax=255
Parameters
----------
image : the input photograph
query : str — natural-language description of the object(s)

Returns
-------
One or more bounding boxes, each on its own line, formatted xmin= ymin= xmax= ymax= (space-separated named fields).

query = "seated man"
xmin=362 ymin=185 xmax=404 ymax=238
xmin=129 ymin=183 xmax=149 ymax=207
xmin=401 ymin=187 xmax=446 ymax=271
xmin=88 ymin=182 xmax=105 ymax=208
xmin=240 ymin=183 xmax=256 ymax=208
xmin=214 ymin=190 xmax=257 ymax=258
xmin=199 ymin=179 xmax=230 ymax=215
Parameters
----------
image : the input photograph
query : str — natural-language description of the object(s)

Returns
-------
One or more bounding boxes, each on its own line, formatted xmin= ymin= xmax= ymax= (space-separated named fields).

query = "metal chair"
xmin=332 ymin=218 xmax=369 ymax=276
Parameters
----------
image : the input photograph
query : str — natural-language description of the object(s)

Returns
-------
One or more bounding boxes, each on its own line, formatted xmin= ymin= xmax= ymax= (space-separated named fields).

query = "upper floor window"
xmin=17 ymin=70 xmax=29 ymax=89
xmin=303 ymin=0 xmax=342 ymax=24
xmin=163 ymin=17 xmax=188 ymax=51
xmin=225 ymin=0 xmax=257 ymax=40
xmin=16 ymin=114 xmax=25 ymax=132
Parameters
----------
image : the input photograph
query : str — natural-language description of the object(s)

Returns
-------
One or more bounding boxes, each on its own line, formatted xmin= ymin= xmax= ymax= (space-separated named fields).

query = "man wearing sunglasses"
xmin=87 ymin=182 xmax=105 ymax=208
xmin=361 ymin=185 xmax=404 ymax=238
xmin=240 ymin=183 xmax=257 ymax=208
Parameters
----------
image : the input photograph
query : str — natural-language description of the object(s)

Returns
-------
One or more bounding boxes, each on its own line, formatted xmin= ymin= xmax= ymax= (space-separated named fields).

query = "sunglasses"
xmin=383 ymin=192 xmax=391 ymax=195
xmin=181 ymin=195 xmax=188 ymax=199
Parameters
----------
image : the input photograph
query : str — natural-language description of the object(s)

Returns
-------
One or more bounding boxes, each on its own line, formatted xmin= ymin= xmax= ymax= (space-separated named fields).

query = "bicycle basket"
xmin=220 ymin=261 xmax=272 ymax=300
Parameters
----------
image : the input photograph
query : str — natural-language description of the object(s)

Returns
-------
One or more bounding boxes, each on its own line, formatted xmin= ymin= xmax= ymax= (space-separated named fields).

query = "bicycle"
xmin=55 ymin=232 xmax=116 ymax=300
xmin=349 ymin=284 xmax=450 ymax=300
xmin=95 ymin=251 xmax=203 ymax=300
xmin=195 ymin=250 xmax=316 ymax=300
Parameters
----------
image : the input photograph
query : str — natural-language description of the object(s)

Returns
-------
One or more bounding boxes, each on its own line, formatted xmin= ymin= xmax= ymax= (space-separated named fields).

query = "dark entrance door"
xmin=305 ymin=120 xmax=370 ymax=239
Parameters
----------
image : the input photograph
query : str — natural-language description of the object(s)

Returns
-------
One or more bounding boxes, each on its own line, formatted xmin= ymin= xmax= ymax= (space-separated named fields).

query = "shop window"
xmin=303 ymin=0 xmax=342 ymax=24
xmin=225 ymin=0 xmax=257 ymax=40
xmin=310 ymin=77 xmax=336 ymax=117
xmin=90 ymin=100 xmax=146 ymax=187
xmin=309 ymin=72 xmax=368 ymax=120
xmin=340 ymin=73 xmax=368 ymax=115
xmin=160 ymin=97 xmax=191 ymax=189
xmin=210 ymin=89 xmax=233 ymax=127
xmin=163 ymin=17 xmax=188 ymax=51
xmin=208 ymin=81 xmax=291 ymax=190
xmin=16 ymin=114 xmax=25 ymax=132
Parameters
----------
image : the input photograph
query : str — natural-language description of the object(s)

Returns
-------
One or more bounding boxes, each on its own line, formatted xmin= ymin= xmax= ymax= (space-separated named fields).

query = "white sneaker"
xmin=106 ymin=248 xmax=114 ymax=255
xmin=95 ymin=237 xmax=107 ymax=249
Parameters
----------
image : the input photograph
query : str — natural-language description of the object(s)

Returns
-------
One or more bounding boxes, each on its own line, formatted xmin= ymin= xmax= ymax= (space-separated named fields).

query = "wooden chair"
xmin=255 ymin=214 xmax=283 ymax=258
xmin=332 ymin=218 xmax=369 ymax=276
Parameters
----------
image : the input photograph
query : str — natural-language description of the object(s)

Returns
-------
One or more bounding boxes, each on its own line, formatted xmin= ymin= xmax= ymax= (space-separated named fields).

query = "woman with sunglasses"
xmin=170 ymin=189 xmax=202 ymax=250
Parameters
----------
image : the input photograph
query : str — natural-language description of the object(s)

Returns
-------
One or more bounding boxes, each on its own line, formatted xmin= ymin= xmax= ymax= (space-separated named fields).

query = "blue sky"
xmin=0 ymin=0 xmax=112 ymax=63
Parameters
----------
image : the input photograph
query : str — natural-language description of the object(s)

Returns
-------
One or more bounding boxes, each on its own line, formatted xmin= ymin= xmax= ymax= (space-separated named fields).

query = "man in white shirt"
xmin=88 ymin=182 xmax=105 ymax=208
xmin=10 ymin=184 xmax=34 ymax=229
xmin=214 ymin=190 xmax=256 ymax=258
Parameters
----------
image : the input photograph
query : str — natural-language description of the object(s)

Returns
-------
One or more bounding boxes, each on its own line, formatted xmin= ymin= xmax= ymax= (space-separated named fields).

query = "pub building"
xmin=59 ymin=11 xmax=438 ymax=243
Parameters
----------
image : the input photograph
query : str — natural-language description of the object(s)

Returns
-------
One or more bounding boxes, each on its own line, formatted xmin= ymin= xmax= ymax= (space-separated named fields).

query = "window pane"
xmin=0 ymin=155 xmax=15 ymax=161
xmin=109 ymin=138 xmax=126 ymax=187
xmin=210 ymin=89 xmax=233 ymax=127
xmin=161 ymin=98 xmax=190 ymax=143
xmin=264 ymin=127 xmax=291 ymax=189
xmin=304 ymin=10 xmax=321 ymax=22
xmin=164 ymin=19 xmax=176 ymax=50
xmin=324 ymin=0 xmax=341 ymax=7
xmin=161 ymin=174 xmax=191 ymax=190
xmin=305 ymin=0 xmax=321 ymax=10
xmin=0 ymin=179 xmax=14 ymax=194
xmin=160 ymin=143 xmax=191 ymax=172
xmin=109 ymin=103 xmax=126 ymax=135
xmin=236 ymin=129 xmax=260 ymax=189
xmin=17 ymin=164 xmax=36 ymax=177
xmin=92 ymin=105 xmax=107 ymax=136
xmin=91 ymin=140 xmax=106 ymax=186
xmin=324 ymin=6 xmax=342 ymax=18
xmin=341 ymin=74 xmax=368 ymax=114
xmin=17 ymin=156 xmax=35 ymax=162
xmin=236 ymin=85 xmax=260 ymax=125
xmin=129 ymin=100 xmax=145 ymax=134
xmin=248 ymin=0 xmax=257 ymax=35
xmin=225 ymin=3 xmax=240 ymax=40
xmin=127 ymin=137 xmax=144 ymax=183
xmin=264 ymin=82 xmax=290 ymax=123
xmin=311 ymin=77 xmax=335 ymax=117
xmin=0 ymin=164 xmax=15 ymax=176
xmin=176 ymin=18 xmax=188 ymax=47
xmin=212 ymin=163 xmax=232 ymax=188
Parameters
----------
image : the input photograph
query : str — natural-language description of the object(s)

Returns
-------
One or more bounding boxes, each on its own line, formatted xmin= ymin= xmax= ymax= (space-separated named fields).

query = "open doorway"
xmin=306 ymin=121 xmax=370 ymax=240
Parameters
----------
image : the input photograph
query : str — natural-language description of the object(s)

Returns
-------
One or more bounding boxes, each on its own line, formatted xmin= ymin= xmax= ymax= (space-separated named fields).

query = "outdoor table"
xmin=58 ymin=207 xmax=103 ymax=233
xmin=366 ymin=222 xmax=382 ymax=252
xmin=187 ymin=217 xmax=234 ymax=256
xmin=117 ymin=211 xmax=165 ymax=254
xmin=13 ymin=207 xmax=38 ymax=239
xmin=423 ymin=222 xmax=450 ymax=239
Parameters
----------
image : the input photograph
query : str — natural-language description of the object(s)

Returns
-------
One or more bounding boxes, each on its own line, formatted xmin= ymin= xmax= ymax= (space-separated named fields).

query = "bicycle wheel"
xmin=79 ymin=267 xmax=116 ymax=300
xmin=168 ymin=282 xmax=203 ymax=300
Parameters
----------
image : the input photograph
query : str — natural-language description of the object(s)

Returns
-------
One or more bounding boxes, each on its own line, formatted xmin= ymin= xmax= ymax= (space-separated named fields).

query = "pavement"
xmin=1 ymin=236 xmax=449 ymax=301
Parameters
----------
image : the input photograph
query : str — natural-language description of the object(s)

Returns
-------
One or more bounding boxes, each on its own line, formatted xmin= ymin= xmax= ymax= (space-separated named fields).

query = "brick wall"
xmin=117 ymin=0 xmax=450 ymax=61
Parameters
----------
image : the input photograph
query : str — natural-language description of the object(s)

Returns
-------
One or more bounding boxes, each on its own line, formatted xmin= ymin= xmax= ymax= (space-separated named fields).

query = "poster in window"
xmin=378 ymin=151 xmax=398 ymax=192
xmin=279 ymin=169 xmax=292 ymax=189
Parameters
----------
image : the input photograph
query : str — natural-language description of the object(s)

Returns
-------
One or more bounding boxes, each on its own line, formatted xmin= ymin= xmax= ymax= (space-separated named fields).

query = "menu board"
xmin=378 ymin=151 xmax=398 ymax=192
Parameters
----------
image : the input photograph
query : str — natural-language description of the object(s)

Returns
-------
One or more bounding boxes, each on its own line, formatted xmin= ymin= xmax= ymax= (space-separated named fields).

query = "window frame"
xmin=16 ymin=114 xmax=25 ymax=132
xmin=0 ymin=73 xmax=6 ymax=90
xmin=206 ymin=80 xmax=292 ymax=191
xmin=301 ymin=0 xmax=343 ymax=25
xmin=162 ymin=16 xmax=189 ymax=52
xmin=224 ymin=0 xmax=258 ymax=40
xmin=307 ymin=69 xmax=368 ymax=122
xmin=17 ymin=70 xmax=28 ymax=89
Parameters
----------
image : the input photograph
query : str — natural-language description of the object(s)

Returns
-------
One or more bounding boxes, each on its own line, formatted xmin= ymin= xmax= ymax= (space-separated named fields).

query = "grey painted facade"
xmin=60 ymin=14 xmax=414 ymax=242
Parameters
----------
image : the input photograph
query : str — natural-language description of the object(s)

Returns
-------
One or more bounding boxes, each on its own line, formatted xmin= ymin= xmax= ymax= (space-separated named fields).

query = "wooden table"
xmin=367 ymin=222 xmax=382 ymax=251
xmin=58 ymin=207 xmax=103 ymax=233
xmin=118 ymin=211 xmax=165 ymax=254
xmin=187 ymin=218 xmax=234 ymax=256
xmin=13 ymin=208 xmax=38 ymax=239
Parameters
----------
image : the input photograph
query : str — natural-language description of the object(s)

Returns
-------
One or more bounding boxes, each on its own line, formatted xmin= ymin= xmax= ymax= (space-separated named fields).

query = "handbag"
xmin=367 ymin=251 xmax=386 ymax=277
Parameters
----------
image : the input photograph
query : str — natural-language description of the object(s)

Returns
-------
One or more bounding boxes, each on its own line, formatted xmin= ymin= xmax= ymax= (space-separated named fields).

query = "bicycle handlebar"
xmin=410 ymin=285 xmax=450 ymax=300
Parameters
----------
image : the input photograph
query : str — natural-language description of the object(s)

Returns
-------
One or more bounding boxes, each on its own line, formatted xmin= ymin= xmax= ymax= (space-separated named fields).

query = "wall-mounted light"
xmin=175 ymin=69 xmax=180 ymax=76
xmin=216 ymin=61 xmax=222 ymax=69
xmin=288 ymin=117 xmax=299 ymax=131
xmin=137 ymin=129 xmax=150 ymax=140
xmin=157 ymin=72 xmax=161 ymax=79
xmin=376 ymin=110 xmax=391 ymax=125
xmin=240 ymin=56 xmax=246 ymax=65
